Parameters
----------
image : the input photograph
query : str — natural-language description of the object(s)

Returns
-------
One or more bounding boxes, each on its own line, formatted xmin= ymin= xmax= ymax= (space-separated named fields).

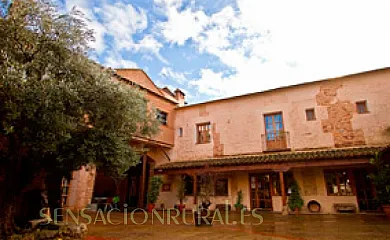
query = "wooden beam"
xmin=155 ymin=158 xmax=370 ymax=175
xmin=193 ymin=174 xmax=197 ymax=205
xmin=139 ymin=154 xmax=147 ymax=208
xmin=279 ymin=171 xmax=286 ymax=206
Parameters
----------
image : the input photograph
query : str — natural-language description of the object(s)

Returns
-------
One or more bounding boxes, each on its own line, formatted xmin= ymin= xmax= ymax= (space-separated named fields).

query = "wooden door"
xmin=250 ymin=174 xmax=273 ymax=210
xmin=264 ymin=113 xmax=286 ymax=150
xmin=354 ymin=169 xmax=377 ymax=211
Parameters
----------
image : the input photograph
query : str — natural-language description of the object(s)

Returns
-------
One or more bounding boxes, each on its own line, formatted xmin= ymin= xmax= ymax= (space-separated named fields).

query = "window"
xmin=156 ymin=109 xmax=168 ymax=125
xmin=264 ymin=113 xmax=284 ymax=141
xmin=271 ymin=173 xmax=281 ymax=196
xmin=196 ymin=122 xmax=211 ymax=144
xmin=215 ymin=178 xmax=228 ymax=196
xmin=356 ymin=101 xmax=368 ymax=114
xmin=162 ymin=184 xmax=171 ymax=192
xmin=183 ymin=175 xmax=194 ymax=195
xmin=324 ymin=170 xmax=354 ymax=196
xmin=178 ymin=127 xmax=183 ymax=137
xmin=305 ymin=108 xmax=316 ymax=121
xmin=61 ymin=177 xmax=70 ymax=207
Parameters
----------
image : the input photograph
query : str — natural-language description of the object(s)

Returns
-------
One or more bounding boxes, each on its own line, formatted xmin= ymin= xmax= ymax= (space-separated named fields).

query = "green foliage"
xmin=0 ymin=0 xmax=159 ymax=234
xmin=147 ymin=176 xmax=163 ymax=204
xmin=369 ymin=152 xmax=390 ymax=204
xmin=288 ymin=180 xmax=304 ymax=211
xmin=112 ymin=196 xmax=120 ymax=204
xmin=234 ymin=190 xmax=243 ymax=210
xmin=176 ymin=176 xmax=186 ymax=203
xmin=0 ymin=0 xmax=159 ymax=178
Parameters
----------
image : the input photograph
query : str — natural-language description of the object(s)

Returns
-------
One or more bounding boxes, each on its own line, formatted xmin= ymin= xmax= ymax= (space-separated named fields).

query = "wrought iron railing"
xmin=261 ymin=131 xmax=291 ymax=151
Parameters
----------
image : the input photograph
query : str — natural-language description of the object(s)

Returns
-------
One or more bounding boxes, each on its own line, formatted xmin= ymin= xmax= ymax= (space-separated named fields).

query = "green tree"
xmin=288 ymin=180 xmax=304 ymax=212
xmin=0 ymin=0 xmax=158 ymax=236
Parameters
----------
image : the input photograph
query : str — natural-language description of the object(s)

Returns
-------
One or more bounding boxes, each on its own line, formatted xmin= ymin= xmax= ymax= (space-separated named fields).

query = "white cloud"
xmin=99 ymin=2 xmax=147 ymax=49
xmin=156 ymin=0 xmax=390 ymax=98
xmin=104 ymin=52 xmax=138 ymax=69
xmin=155 ymin=0 xmax=209 ymax=45
xmin=159 ymin=67 xmax=188 ymax=84
xmin=134 ymin=35 xmax=168 ymax=64
xmin=64 ymin=0 xmax=167 ymax=64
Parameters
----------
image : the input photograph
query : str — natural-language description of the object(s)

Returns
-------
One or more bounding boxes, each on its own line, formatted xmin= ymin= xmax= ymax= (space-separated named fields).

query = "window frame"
xmin=214 ymin=178 xmax=229 ymax=196
xmin=305 ymin=108 xmax=316 ymax=121
xmin=156 ymin=109 xmax=168 ymax=125
xmin=196 ymin=122 xmax=211 ymax=144
xmin=356 ymin=100 xmax=369 ymax=114
xmin=263 ymin=112 xmax=285 ymax=141
xmin=324 ymin=169 xmax=354 ymax=196
xmin=178 ymin=127 xmax=183 ymax=137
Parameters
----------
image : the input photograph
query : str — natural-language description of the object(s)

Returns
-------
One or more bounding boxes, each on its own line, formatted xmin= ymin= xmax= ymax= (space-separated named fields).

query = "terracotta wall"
xmin=144 ymin=91 xmax=176 ymax=146
xmin=171 ymin=69 xmax=390 ymax=161
xmin=292 ymin=167 xmax=358 ymax=214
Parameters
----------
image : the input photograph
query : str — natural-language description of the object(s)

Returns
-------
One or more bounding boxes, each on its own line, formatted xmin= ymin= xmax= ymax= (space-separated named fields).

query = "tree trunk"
xmin=0 ymin=202 xmax=17 ymax=238
xmin=0 ymin=135 xmax=34 ymax=237
xmin=46 ymin=173 xmax=63 ymax=223
xmin=0 ymin=177 xmax=23 ymax=238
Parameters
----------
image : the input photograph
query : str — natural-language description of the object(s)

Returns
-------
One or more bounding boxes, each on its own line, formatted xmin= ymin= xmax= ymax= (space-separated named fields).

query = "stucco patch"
xmin=316 ymin=85 xmax=366 ymax=147
xmin=212 ymin=123 xmax=224 ymax=157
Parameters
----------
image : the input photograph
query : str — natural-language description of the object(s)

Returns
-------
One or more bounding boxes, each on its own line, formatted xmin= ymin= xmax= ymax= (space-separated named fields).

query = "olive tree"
xmin=0 ymin=0 xmax=158 ymax=236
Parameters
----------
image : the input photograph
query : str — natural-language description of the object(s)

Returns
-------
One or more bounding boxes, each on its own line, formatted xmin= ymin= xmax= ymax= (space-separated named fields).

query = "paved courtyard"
xmin=81 ymin=211 xmax=390 ymax=240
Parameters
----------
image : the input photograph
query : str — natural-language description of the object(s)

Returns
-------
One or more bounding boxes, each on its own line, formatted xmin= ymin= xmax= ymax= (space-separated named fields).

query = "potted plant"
xmin=147 ymin=176 xmax=163 ymax=212
xmin=112 ymin=195 xmax=120 ymax=210
xmin=195 ymin=174 xmax=213 ymax=226
xmin=234 ymin=190 xmax=244 ymax=212
xmin=176 ymin=176 xmax=187 ymax=212
xmin=369 ymin=152 xmax=390 ymax=217
xmin=288 ymin=180 xmax=304 ymax=214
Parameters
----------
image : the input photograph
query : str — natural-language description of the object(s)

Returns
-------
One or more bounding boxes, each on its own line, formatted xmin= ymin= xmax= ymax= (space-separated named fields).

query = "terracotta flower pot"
xmin=382 ymin=204 xmax=390 ymax=218
xmin=147 ymin=203 xmax=155 ymax=212
xmin=294 ymin=207 xmax=300 ymax=215
xmin=178 ymin=204 xmax=186 ymax=212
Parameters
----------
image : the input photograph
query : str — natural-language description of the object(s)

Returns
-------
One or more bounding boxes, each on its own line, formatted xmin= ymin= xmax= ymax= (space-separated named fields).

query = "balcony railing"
xmin=261 ymin=131 xmax=291 ymax=152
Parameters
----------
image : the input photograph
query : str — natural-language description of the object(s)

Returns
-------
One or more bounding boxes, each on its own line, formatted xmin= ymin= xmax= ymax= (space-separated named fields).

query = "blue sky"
xmin=59 ymin=0 xmax=390 ymax=104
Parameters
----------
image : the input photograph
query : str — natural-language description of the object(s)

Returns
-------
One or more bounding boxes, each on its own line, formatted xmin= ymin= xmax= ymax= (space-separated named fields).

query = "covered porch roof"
xmin=155 ymin=146 xmax=385 ymax=174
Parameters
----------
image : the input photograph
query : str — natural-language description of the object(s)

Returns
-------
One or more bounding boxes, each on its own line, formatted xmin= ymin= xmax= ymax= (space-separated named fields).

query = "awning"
xmin=155 ymin=146 xmax=385 ymax=173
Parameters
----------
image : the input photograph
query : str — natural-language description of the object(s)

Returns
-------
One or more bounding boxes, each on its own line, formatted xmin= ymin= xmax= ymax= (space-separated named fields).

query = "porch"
xmin=155 ymin=146 xmax=384 ymax=214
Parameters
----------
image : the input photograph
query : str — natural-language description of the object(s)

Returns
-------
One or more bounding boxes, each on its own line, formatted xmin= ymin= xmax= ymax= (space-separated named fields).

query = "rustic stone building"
xmin=66 ymin=67 xmax=390 ymax=214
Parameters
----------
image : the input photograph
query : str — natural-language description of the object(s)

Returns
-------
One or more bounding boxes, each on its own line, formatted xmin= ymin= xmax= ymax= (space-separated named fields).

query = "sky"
xmin=58 ymin=0 xmax=390 ymax=104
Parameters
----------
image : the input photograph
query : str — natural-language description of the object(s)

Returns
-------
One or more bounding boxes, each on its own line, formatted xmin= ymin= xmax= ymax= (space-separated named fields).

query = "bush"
xmin=288 ymin=180 xmax=304 ymax=211
xmin=370 ymin=152 xmax=390 ymax=205
xmin=147 ymin=176 xmax=163 ymax=204
xmin=234 ymin=190 xmax=244 ymax=210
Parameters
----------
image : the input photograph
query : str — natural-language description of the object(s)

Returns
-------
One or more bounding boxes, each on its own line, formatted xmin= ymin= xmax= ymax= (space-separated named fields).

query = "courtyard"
xmin=84 ymin=212 xmax=390 ymax=240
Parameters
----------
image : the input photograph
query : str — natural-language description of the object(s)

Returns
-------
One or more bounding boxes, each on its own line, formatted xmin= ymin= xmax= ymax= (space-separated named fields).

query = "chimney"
xmin=174 ymin=88 xmax=186 ymax=107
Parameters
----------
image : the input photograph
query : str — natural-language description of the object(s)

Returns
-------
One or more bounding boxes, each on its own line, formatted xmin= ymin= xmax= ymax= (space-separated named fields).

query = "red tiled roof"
xmin=156 ymin=146 xmax=385 ymax=170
